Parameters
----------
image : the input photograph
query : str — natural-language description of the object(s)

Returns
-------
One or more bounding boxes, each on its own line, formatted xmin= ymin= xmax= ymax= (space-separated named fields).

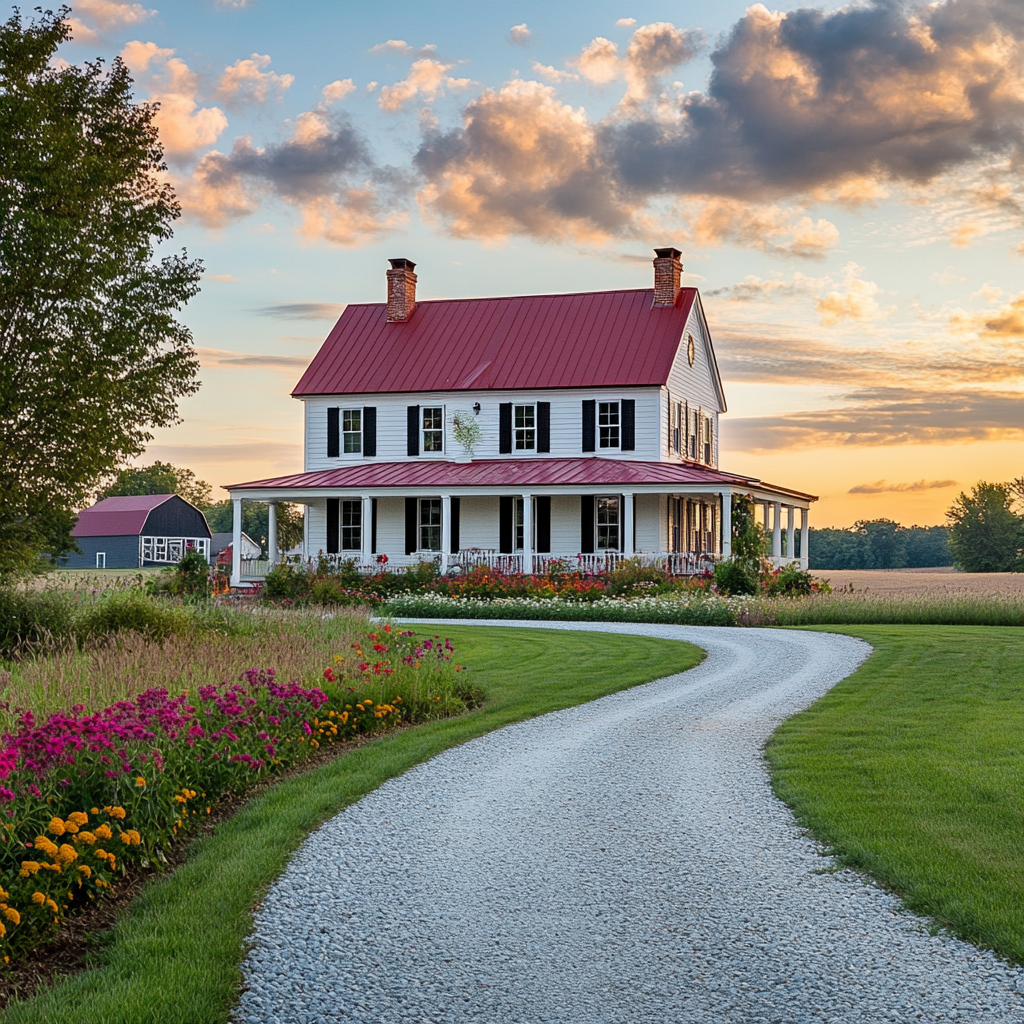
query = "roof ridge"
xmin=342 ymin=286 xmax=685 ymax=308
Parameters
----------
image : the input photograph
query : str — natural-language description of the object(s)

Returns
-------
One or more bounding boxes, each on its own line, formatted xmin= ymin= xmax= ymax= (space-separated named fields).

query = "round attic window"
xmin=687 ymin=334 xmax=695 ymax=366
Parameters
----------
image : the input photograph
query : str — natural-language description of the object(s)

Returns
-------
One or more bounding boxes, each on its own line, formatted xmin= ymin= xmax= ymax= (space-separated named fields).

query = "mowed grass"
xmin=4 ymin=625 xmax=703 ymax=1024
xmin=767 ymin=625 xmax=1024 ymax=962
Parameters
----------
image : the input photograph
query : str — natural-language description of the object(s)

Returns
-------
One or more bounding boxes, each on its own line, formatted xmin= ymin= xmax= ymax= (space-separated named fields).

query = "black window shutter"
xmin=326 ymin=499 xmax=339 ymax=553
xmin=405 ymin=497 xmax=417 ymax=554
xmin=499 ymin=496 xmax=514 ymax=554
xmin=499 ymin=403 xmax=513 ymax=454
xmin=580 ymin=495 xmax=594 ymax=553
xmin=327 ymin=408 xmax=340 ymax=458
xmin=451 ymin=498 xmax=461 ymax=554
xmin=621 ymin=399 xmax=635 ymax=451
xmin=371 ymin=498 xmax=378 ymax=554
xmin=363 ymin=407 xmax=376 ymax=457
xmin=536 ymin=496 xmax=551 ymax=553
xmin=582 ymin=400 xmax=596 ymax=452
xmin=537 ymin=402 xmax=550 ymax=453
xmin=407 ymin=406 xmax=420 ymax=457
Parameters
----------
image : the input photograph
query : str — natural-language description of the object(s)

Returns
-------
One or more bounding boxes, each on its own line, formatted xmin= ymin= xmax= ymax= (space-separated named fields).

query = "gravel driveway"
xmin=236 ymin=622 xmax=1024 ymax=1024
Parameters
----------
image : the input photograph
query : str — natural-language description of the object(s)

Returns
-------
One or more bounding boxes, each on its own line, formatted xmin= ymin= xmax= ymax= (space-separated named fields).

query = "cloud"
xmin=815 ymin=263 xmax=889 ymax=323
xmin=951 ymin=292 xmax=1024 ymax=337
xmin=379 ymin=59 xmax=472 ymax=112
xmin=725 ymin=387 xmax=1024 ymax=452
xmin=196 ymin=347 xmax=311 ymax=370
xmin=690 ymin=198 xmax=839 ymax=258
xmin=574 ymin=37 xmax=620 ymax=85
xmin=321 ymin=79 xmax=356 ymax=104
xmin=255 ymin=303 xmax=348 ymax=320
xmin=216 ymin=54 xmax=294 ymax=106
xmin=205 ymin=274 xmax=238 ymax=282
xmin=121 ymin=43 xmax=228 ymax=160
xmin=531 ymin=63 xmax=579 ymax=84
xmin=67 ymin=0 xmax=154 ymax=42
xmin=848 ymin=479 xmax=958 ymax=494
xmin=370 ymin=40 xmax=438 ymax=59
xmin=616 ymin=18 xmax=637 ymax=28
xmin=508 ymin=24 xmax=531 ymax=47
xmin=415 ymin=79 xmax=636 ymax=243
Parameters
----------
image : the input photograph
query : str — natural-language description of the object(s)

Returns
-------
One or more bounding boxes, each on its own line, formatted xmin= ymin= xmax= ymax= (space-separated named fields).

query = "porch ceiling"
xmin=225 ymin=458 xmax=816 ymax=504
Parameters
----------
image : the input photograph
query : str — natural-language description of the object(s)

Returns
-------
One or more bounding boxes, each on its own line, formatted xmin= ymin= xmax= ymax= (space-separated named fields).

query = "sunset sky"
xmin=30 ymin=0 xmax=1024 ymax=526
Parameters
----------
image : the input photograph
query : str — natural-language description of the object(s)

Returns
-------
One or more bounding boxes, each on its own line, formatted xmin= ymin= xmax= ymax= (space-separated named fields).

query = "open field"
xmin=818 ymin=568 xmax=1024 ymax=597
xmin=768 ymin=624 xmax=1024 ymax=964
xmin=2 ymin=626 xmax=702 ymax=1024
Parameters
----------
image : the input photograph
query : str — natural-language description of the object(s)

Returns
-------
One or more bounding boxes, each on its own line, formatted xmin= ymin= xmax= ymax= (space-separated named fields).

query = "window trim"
xmin=594 ymin=494 xmax=621 ymax=552
xmin=513 ymin=403 xmax=536 ymax=452
xmin=421 ymin=405 xmax=445 ymax=455
xmin=598 ymin=401 xmax=620 ymax=450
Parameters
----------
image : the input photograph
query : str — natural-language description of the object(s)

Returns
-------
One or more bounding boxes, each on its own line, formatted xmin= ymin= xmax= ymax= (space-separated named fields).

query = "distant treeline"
xmin=808 ymin=520 xmax=952 ymax=570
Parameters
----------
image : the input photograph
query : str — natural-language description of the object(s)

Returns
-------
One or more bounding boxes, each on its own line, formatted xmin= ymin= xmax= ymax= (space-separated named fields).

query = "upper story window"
xmin=422 ymin=407 xmax=444 ymax=452
xmin=342 ymin=409 xmax=362 ymax=453
xmin=514 ymin=405 xmax=535 ymax=450
xmin=598 ymin=401 xmax=620 ymax=449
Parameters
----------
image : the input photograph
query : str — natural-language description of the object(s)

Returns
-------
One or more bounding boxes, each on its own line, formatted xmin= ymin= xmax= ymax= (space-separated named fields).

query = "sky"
xmin=22 ymin=0 xmax=1024 ymax=526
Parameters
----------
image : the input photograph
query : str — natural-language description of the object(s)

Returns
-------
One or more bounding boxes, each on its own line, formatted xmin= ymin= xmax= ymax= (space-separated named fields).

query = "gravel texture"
xmin=236 ymin=622 xmax=1024 ymax=1024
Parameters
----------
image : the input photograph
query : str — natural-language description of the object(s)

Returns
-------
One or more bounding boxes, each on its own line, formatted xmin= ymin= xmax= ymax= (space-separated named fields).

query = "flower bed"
xmin=0 ymin=627 xmax=478 ymax=962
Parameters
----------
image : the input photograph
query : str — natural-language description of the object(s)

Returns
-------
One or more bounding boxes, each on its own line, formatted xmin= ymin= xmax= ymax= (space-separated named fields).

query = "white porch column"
xmin=720 ymin=491 xmax=732 ymax=559
xmin=622 ymin=492 xmax=635 ymax=557
xmin=800 ymin=508 xmax=810 ymax=571
xmin=440 ymin=494 xmax=451 ymax=574
xmin=522 ymin=493 xmax=533 ymax=574
xmin=772 ymin=501 xmax=782 ymax=567
xmin=786 ymin=505 xmax=795 ymax=564
xmin=231 ymin=498 xmax=242 ymax=587
xmin=267 ymin=502 xmax=278 ymax=567
xmin=361 ymin=495 xmax=373 ymax=566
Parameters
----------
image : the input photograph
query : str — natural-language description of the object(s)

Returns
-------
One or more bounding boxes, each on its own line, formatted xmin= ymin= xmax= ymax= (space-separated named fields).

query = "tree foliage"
xmin=808 ymin=520 xmax=953 ymax=570
xmin=946 ymin=482 xmax=1024 ymax=573
xmin=729 ymin=494 xmax=766 ymax=565
xmin=99 ymin=462 xmax=212 ymax=508
xmin=0 ymin=9 xmax=202 ymax=578
xmin=203 ymin=500 xmax=304 ymax=556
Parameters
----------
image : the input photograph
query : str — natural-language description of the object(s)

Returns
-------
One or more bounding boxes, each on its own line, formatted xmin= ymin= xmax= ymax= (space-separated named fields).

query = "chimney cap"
xmin=653 ymin=246 xmax=682 ymax=260
xmin=388 ymin=257 xmax=416 ymax=271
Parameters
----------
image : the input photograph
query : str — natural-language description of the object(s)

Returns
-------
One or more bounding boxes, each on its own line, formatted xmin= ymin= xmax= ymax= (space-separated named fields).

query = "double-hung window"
xmin=419 ymin=498 xmax=442 ymax=551
xmin=514 ymin=405 xmax=535 ymax=450
xmin=598 ymin=402 xmax=620 ymax=449
xmin=595 ymin=496 xmax=620 ymax=551
xmin=422 ymin=407 xmax=444 ymax=452
xmin=342 ymin=410 xmax=362 ymax=454
xmin=340 ymin=499 xmax=362 ymax=551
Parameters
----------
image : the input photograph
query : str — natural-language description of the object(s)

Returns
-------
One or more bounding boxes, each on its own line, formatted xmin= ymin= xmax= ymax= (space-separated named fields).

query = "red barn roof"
xmin=72 ymin=494 xmax=175 ymax=537
xmin=293 ymin=287 xmax=699 ymax=397
xmin=226 ymin=459 xmax=816 ymax=501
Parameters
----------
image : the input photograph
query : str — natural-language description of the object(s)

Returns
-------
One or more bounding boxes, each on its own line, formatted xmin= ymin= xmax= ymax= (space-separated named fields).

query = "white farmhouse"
xmin=226 ymin=248 xmax=813 ymax=583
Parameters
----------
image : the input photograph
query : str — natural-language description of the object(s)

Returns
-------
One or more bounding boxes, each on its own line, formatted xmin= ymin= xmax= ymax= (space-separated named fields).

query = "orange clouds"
xmin=215 ymin=54 xmax=294 ymax=106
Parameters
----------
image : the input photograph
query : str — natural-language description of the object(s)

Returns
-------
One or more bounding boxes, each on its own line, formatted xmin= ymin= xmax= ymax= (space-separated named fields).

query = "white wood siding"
xmin=458 ymin=496 xmax=498 ymax=549
xmin=303 ymin=386 xmax=664 ymax=471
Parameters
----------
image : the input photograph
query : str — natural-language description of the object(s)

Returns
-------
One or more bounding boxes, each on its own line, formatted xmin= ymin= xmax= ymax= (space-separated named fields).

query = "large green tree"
xmin=203 ymin=500 xmax=305 ymax=556
xmin=99 ymin=461 xmax=212 ymax=508
xmin=0 ymin=9 xmax=202 ymax=578
xmin=946 ymin=482 xmax=1024 ymax=573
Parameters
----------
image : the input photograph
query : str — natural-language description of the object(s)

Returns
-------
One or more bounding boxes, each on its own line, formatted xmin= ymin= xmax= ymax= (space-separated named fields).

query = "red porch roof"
xmin=226 ymin=459 xmax=816 ymax=501
xmin=72 ymin=494 xmax=174 ymax=537
xmin=292 ymin=288 xmax=698 ymax=397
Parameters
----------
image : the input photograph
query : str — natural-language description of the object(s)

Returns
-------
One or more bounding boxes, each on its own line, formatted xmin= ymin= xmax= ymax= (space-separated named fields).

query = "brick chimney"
xmin=386 ymin=258 xmax=417 ymax=322
xmin=652 ymin=247 xmax=683 ymax=307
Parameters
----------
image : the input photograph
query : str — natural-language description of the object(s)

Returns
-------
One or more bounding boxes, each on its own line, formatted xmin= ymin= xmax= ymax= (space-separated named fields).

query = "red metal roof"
xmin=226 ymin=459 xmax=815 ymax=501
xmin=71 ymin=494 xmax=174 ymax=537
xmin=292 ymin=288 xmax=698 ymax=396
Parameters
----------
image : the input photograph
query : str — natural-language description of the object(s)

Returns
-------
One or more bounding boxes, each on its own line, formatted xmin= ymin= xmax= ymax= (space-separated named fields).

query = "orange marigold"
xmin=75 ymin=830 xmax=96 ymax=845
xmin=47 ymin=817 xmax=65 ymax=836
xmin=57 ymin=844 xmax=78 ymax=865
xmin=45 ymin=899 xmax=58 ymax=913
xmin=76 ymin=864 xmax=92 ymax=878
xmin=67 ymin=811 xmax=89 ymax=826
xmin=3 ymin=907 xmax=20 ymax=925
xmin=31 ymin=892 xmax=45 ymax=905
xmin=94 ymin=824 xmax=112 ymax=840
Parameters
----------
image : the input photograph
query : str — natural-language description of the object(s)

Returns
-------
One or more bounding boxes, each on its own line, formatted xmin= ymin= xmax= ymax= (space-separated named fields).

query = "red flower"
xmin=372 ymin=643 xmax=387 ymax=652
xmin=359 ymin=663 xmax=370 ymax=671
xmin=323 ymin=669 xmax=335 ymax=682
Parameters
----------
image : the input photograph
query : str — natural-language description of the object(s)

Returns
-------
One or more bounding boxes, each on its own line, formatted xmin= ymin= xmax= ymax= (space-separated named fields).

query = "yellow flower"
xmin=76 ymin=865 xmax=92 ymax=878
xmin=90 ymin=807 xmax=99 ymax=815
xmin=18 ymin=862 xmax=40 ymax=879
xmin=0 ymin=888 xmax=7 ymax=901
xmin=119 ymin=832 xmax=132 ymax=845
xmin=45 ymin=899 xmax=58 ymax=913
xmin=75 ymin=830 xmax=96 ymax=845
xmin=35 ymin=836 xmax=59 ymax=859
xmin=31 ymin=892 xmax=45 ymax=905
xmin=105 ymin=806 xmax=126 ymax=820
xmin=67 ymin=811 xmax=89 ymax=826
xmin=47 ymin=817 xmax=65 ymax=836
xmin=62 ymin=819 xmax=79 ymax=834
xmin=57 ymin=844 xmax=78 ymax=865
xmin=127 ymin=830 xmax=141 ymax=845
xmin=4 ymin=907 xmax=20 ymax=925
xmin=0 ymin=922 xmax=6 ymax=938
xmin=94 ymin=823 xmax=112 ymax=840
xmin=135 ymin=777 xmax=146 ymax=788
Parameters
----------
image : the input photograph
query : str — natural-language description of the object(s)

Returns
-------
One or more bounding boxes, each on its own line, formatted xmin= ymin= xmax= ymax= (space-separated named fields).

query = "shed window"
xmin=598 ymin=402 xmax=620 ymax=449
xmin=422 ymin=407 xmax=444 ymax=453
xmin=342 ymin=409 xmax=362 ymax=454
xmin=595 ymin=496 xmax=620 ymax=551
xmin=340 ymin=500 xmax=362 ymax=551
xmin=514 ymin=405 xmax=535 ymax=450
xmin=419 ymin=498 xmax=442 ymax=551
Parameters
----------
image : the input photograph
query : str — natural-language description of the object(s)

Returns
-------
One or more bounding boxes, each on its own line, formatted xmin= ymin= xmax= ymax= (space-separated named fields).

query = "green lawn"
xmin=4 ymin=625 xmax=702 ymax=1024
xmin=767 ymin=625 xmax=1024 ymax=962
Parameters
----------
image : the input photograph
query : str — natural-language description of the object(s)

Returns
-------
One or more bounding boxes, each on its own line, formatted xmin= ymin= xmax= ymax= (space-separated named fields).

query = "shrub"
xmin=75 ymin=592 xmax=188 ymax=646
xmin=0 ymin=589 xmax=77 ymax=660
xmin=165 ymin=549 xmax=211 ymax=601
xmin=714 ymin=558 xmax=758 ymax=596
xmin=263 ymin=564 xmax=309 ymax=600
xmin=763 ymin=563 xmax=819 ymax=597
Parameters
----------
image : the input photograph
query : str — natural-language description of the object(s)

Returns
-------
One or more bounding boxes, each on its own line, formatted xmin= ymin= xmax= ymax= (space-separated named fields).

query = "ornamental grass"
xmin=0 ymin=624 xmax=477 ymax=963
